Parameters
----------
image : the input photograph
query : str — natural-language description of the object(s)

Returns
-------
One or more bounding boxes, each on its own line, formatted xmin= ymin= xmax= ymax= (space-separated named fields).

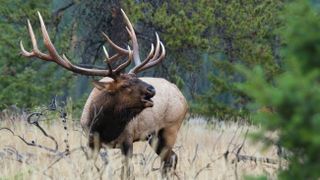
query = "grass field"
xmin=0 ymin=113 xmax=281 ymax=179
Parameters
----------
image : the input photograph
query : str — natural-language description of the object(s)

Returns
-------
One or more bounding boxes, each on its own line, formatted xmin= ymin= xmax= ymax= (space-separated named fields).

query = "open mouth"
xmin=141 ymin=95 xmax=154 ymax=107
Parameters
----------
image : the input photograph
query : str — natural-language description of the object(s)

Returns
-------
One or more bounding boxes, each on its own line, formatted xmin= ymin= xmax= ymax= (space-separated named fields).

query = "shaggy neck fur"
xmin=88 ymin=93 xmax=143 ymax=143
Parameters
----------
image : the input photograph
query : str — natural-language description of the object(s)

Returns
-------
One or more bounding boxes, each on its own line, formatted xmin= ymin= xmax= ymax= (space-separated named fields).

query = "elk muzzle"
xmin=142 ymin=85 xmax=155 ymax=107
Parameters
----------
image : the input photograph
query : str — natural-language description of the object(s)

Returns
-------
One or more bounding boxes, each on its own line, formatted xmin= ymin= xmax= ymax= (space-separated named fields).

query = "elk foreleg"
xmin=120 ymin=139 xmax=133 ymax=179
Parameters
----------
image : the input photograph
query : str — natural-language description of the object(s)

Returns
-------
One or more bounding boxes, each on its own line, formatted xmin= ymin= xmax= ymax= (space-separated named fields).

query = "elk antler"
xmin=100 ymin=9 xmax=166 ymax=74
xmin=20 ymin=12 xmax=133 ymax=77
xmin=20 ymin=10 xmax=165 ymax=76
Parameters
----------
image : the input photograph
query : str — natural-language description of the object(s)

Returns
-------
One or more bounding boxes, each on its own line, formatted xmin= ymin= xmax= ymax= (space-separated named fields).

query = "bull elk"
xmin=20 ymin=10 xmax=188 ymax=173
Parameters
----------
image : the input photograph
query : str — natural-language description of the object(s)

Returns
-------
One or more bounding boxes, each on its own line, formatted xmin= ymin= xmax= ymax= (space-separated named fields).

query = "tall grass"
xmin=0 ymin=114 xmax=280 ymax=179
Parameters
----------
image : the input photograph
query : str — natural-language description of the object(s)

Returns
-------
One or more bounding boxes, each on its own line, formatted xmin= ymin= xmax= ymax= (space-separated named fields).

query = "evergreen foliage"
xmin=121 ymin=1 xmax=283 ymax=119
xmin=192 ymin=0 xmax=283 ymax=120
xmin=238 ymin=1 xmax=320 ymax=178
xmin=0 ymin=0 xmax=73 ymax=109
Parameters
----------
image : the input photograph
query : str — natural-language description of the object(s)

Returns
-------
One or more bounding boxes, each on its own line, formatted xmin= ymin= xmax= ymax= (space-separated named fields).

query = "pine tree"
xmin=0 ymin=0 xmax=73 ymax=109
xmin=238 ymin=1 xmax=320 ymax=178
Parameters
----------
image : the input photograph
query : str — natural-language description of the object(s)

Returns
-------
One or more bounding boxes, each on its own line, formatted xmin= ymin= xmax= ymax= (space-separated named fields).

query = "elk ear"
xmin=92 ymin=81 xmax=106 ymax=90
xmin=92 ymin=80 xmax=116 ymax=94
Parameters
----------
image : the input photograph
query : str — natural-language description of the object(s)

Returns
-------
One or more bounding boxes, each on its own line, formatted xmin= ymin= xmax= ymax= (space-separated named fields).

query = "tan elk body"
xmin=81 ymin=77 xmax=187 ymax=147
xmin=20 ymin=10 xmax=188 ymax=173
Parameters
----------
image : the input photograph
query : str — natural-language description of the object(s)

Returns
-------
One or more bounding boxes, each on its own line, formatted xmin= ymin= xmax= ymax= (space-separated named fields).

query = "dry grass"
xmin=0 ymin=114 xmax=281 ymax=179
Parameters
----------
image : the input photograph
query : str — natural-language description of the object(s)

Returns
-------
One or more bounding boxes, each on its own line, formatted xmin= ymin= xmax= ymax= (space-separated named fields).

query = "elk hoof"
xmin=161 ymin=152 xmax=178 ymax=176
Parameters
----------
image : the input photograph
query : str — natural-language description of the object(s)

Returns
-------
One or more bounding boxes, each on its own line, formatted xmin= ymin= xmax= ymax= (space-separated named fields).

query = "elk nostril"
xmin=147 ymin=86 xmax=155 ymax=95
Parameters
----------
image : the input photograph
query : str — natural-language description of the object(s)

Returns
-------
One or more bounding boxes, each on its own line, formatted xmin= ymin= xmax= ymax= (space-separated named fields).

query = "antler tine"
xmin=38 ymin=11 xmax=67 ymax=65
xmin=103 ymin=41 xmax=127 ymax=63
xmin=120 ymin=9 xmax=141 ymax=65
xmin=20 ymin=20 xmax=38 ymax=57
xmin=38 ymin=12 xmax=80 ymax=67
xmin=102 ymin=46 xmax=113 ymax=73
xmin=135 ymin=41 xmax=166 ymax=73
xmin=103 ymin=45 xmax=118 ymax=64
xmin=114 ymin=46 xmax=133 ymax=73
xmin=20 ymin=19 xmax=52 ymax=60
xmin=149 ymin=32 xmax=161 ymax=62
xmin=130 ymin=32 xmax=166 ymax=74
xmin=101 ymin=32 xmax=129 ymax=55
xmin=27 ymin=19 xmax=39 ymax=51
xmin=129 ymin=43 xmax=154 ymax=74
xmin=146 ymin=44 xmax=155 ymax=60
xmin=103 ymin=46 xmax=109 ymax=60
xmin=103 ymin=44 xmax=133 ymax=74
xmin=20 ymin=41 xmax=34 ymax=57
xmin=125 ymin=26 xmax=133 ymax=38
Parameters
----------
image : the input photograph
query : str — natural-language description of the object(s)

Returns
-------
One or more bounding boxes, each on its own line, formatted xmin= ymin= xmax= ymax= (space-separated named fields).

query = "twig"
xmin=231 ymin=154 xmax=280 ymax=165
xmin=1 ymin=146 xmax=36 ymax=165
xmin=27 ymin=108 xmax=59 ymax=152
xmin=234 ymin=129 xmax=249 ymax=157
xmin=0 ymin=127 xmax=59 ymax=153
xmin=60 ymin=108 xmax=70 ymax=155
xmin=233 ymin=128 xmax=249 ymax=180
xmin=224 ymin=127 xmax=240 ymax=160
xmin=44 ymin=146 xmax=85 ymax=172
xmin=189 ymin=144 xmax=199 ymax=165
xmin=194 ymin=163 xmax=211 ymax=179
xmin=52 ymin=1 xmax=75 ymax=19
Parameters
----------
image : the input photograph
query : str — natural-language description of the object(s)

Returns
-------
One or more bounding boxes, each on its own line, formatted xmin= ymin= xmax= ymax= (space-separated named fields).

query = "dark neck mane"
xmin=89 ymin=94 xmax=143 ymax=143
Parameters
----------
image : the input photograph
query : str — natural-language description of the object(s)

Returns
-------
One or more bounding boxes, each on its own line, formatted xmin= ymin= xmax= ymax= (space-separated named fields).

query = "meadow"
xmin=0 ymin=111 xmax=282 ymax=180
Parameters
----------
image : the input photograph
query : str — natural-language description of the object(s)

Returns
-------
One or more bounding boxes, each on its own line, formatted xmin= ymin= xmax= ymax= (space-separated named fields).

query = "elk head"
xmin=92 ymin=73 xmax=155 ymax=113
xmin=20 ymin=9 xmax=165 ymax=116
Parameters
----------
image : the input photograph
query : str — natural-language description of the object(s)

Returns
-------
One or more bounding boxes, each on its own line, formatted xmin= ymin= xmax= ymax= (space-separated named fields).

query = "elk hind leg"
xmin=149 ymin=126 xmax=179 ymax=174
